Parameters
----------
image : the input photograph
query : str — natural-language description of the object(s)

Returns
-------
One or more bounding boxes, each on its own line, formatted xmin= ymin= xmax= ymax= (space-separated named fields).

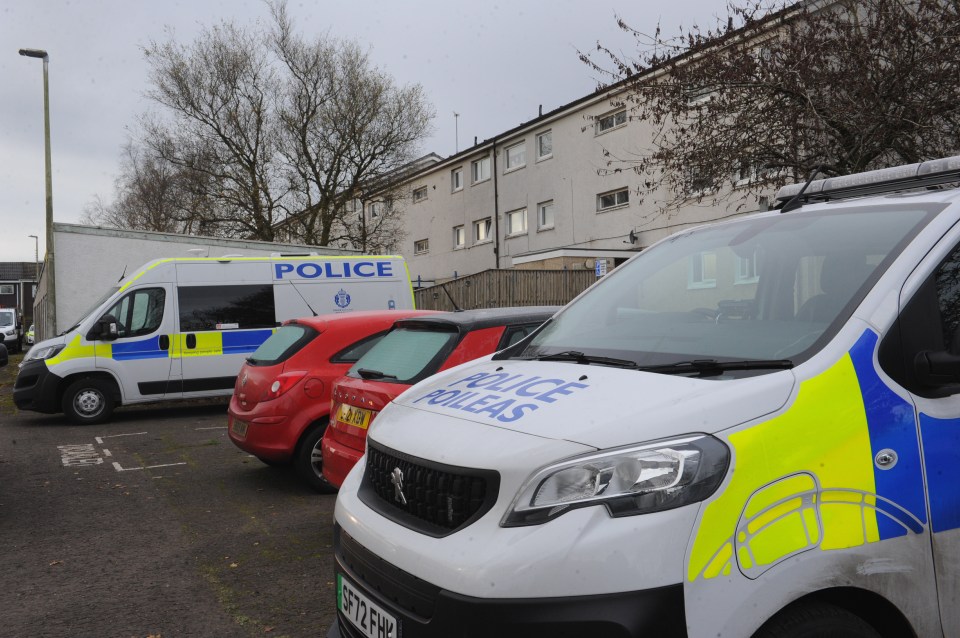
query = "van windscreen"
xmin=248 ymin=325 xmax=316 ymax=366
xmin=520 ymin=205 xmax=939 ymax=373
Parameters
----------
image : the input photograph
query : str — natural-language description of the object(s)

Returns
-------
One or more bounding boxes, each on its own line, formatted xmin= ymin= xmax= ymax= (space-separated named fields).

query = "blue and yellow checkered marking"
xmin=47 ymin=329 xmax=274 ymax=366
xmin=689 ymin=328 xmax=928 ymax=581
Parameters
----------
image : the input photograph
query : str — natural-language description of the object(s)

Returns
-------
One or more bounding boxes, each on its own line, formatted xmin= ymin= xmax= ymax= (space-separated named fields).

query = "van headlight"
xmin=502 ymin=434 xmax=729 ymax=526
xmin=24 ymin=344 xmax=65 ymax=363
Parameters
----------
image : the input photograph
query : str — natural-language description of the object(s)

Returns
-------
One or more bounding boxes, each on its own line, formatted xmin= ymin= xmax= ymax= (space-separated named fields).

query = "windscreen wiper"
xmin=357 ymin=368 xmax=398 ymax=380
xmin=530 ymin=351 xmax=638 ymax=369
xmin=636 ymin=358 xmax=794 ymax=378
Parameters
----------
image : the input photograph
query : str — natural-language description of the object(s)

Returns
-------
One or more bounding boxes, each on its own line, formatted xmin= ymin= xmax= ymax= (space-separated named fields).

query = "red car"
xmin=322 ymin=306 xmax=559 ymax=488
xmin=227 ymin=309 xmax=437 ymax=491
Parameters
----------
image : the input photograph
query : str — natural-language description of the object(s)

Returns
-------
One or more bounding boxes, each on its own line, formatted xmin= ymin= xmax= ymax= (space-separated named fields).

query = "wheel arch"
xmin=294 ymin=412 xmax=331 ymax=458
xmin=767 ymin=587 xmax=917 ymax=638
xmin=57 ymin=371 xmax=123 ymax=408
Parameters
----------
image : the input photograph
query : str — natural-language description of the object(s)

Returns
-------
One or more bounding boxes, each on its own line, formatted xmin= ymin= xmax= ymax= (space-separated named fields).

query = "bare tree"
xmin=269 ymin=1 xmax=432 ymax=249
xmin=582 ymin=0 xmax=960 ymax=215
xmin=81 ymin=140 xmax=221 ymax=234
xmin=95 ymin=1 xmax=433 ymax=249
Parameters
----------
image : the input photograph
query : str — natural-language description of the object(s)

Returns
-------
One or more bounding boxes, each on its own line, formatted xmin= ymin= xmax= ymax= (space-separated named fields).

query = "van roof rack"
xmin=775 ymin=156 xmax=960 ymax=208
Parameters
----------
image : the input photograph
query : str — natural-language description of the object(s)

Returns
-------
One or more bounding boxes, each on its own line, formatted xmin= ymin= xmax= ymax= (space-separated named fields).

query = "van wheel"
xmin=753 ymin=602 xmax=880 ymax=638
xmin=62 ymin=378 xmax=116 ymax=425
xmin=294 ymin=422 xmax=336 ymax=494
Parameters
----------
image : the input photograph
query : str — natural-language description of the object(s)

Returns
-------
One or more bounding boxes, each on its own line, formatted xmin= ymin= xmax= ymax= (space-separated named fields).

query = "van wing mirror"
xmin=95 ymin=314 xmax=121 ymax=342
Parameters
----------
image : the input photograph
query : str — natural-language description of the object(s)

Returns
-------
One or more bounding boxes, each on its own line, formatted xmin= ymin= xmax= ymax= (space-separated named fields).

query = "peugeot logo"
xmin=240 ymin=373 xmax=248 ymax=387
xmin=390 ymin=467 xmax=408 ymax=505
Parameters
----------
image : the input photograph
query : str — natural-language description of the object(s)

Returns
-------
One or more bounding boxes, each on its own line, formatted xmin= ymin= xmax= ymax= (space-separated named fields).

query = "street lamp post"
xmin=19 ymin=48 xmax=55 ymax=340
xmin=27 ymin=235 xmax=38 ymax=281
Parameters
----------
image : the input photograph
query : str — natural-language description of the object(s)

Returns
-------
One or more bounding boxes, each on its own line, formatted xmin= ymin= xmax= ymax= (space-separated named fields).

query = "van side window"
xmin=178 ymin=285 xmax=276 ymax=332
xmin=880 ymin=242 xmax=960 ymax=397
xmin=104 ymin=288 xmax=165 ymax=338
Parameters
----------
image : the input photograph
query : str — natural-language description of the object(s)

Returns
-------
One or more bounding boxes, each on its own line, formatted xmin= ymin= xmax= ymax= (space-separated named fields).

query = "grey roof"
xmin=0 ymin=262 xmax=38 ymax=281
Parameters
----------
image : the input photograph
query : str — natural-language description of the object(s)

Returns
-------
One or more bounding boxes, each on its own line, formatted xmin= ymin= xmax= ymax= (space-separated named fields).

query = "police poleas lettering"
xmin=274 ymin=260 xmax=394 ymax=280
xmin=412 ymin=370 xmax=589 ymax=423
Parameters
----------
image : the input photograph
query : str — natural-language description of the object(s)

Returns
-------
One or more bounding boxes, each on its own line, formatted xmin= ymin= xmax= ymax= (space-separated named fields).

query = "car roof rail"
xmin=775 ymin=156 xmax=960 ymax=210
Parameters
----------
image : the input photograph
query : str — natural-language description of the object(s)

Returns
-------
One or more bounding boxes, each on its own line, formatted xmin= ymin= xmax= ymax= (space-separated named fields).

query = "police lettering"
xmin=274 ymin=261 xmax=394 ymax=280
xmin=412 ymin=371 xmax=589 ymax=423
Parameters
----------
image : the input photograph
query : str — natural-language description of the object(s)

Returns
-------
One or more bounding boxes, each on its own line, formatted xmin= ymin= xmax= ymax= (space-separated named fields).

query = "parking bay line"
xmin=112 ymin=461 xmax=187 ymax=472
xmin=95 ymin=432 xmax=148 ymax=444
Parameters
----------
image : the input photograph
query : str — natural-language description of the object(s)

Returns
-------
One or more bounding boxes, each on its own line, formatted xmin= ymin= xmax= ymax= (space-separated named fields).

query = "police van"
xmin=330 ymin=157 xmax=960 ymax=638
xmin=14 ymin=255 xmax=413 ymax=424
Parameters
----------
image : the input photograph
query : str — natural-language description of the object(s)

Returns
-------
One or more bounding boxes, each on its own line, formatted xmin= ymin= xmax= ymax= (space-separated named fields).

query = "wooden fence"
xmin=413 ymin=269 xmax=597 ymax=311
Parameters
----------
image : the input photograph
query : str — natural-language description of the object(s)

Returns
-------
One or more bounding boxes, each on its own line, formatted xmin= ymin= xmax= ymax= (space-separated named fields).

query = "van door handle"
xmin=186 ymin=334 xmax=197 ymax=349
xmin=159 ymin=335 xmax=170 ymax=351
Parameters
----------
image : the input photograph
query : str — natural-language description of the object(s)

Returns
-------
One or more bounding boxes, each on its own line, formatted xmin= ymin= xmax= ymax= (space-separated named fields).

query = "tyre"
xmin=753 ymin=601 xmax=880 ymax=638
xmin=62 ymin=378 xmax=116 ymax=425
xmin=294 ymin=422 xmax=336 ymax=493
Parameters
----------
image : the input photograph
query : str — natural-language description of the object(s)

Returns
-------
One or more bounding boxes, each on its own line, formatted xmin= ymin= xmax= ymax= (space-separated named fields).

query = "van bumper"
xmin=13 ymin=359 xmax=62 ymax=413
xmin=328 ymin=525 xmax=687 ymax=638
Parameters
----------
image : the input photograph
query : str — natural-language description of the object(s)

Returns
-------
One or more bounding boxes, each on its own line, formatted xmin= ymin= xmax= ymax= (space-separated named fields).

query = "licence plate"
xmin=338 ymin=573 xmax=398 ymax=638
xmin=337 ymin=403 xmax=373 ymax=429
xmin=231 ymin=419 xmax=248 ymax=438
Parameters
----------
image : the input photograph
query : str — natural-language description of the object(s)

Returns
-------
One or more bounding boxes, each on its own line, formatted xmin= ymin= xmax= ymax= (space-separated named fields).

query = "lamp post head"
xmin=19 ymin=48 xmax=48 ymax=60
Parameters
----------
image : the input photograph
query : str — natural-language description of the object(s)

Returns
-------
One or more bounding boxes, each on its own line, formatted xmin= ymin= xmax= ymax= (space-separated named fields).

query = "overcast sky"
xmin=0 ymin=0 xmax=725 ymax=264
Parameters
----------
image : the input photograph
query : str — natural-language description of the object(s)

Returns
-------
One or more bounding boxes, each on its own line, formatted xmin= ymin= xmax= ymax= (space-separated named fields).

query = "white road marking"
xmin=95 ymin=432 xmax=148 ymax=444
xmin=58 ymin=444 xmax=103 ymax=467
xmin=112 ymin=461 xmax=188 ymax=472
xmin=102 ymin=449 xmax=112 ymax=457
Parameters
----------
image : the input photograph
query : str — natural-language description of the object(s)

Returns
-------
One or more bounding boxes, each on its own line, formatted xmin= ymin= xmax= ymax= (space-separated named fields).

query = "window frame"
xmin=414 ymin=238 xmax=430 ymax=255
xmin=596 ymin=109 xmax=627 ymax=135
xmin=505 ymin=208 xmax=528 ymax=237
xmin=412 ymin=186 xmax=428 ymax=203
xmin=537 ymin=200 xmax=555 ymax=230
xmin=474 ymin=217 xmax=493 ymax=244
xmin=597 ymin=188 xmax=629 ymax=212
xmin=536 ymin=130 xmax=553 ymax=161
xmin=688 ymin=250 xmax=718 ymax=289
xmin=471 ymin=156 xmax=491 ymax=184
xmin=451 ymin=167 xmax=464 ymax=192
xmin=453 ymin=225 xmax=466 ymax=250
xmin=504 ymin=142 xmax=526 ymax=172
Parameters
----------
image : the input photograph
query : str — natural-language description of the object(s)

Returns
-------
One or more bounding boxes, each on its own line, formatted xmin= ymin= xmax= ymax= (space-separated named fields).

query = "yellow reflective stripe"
xmin=688 ymin=354 xmax=878 ymax=581
xmin=46 ymin=335 xmax=112 ymax=366
xmin=171 ymin=332 xmax=224 ymax=358
xmin=117 ymin=258 xmax=177 ymax=293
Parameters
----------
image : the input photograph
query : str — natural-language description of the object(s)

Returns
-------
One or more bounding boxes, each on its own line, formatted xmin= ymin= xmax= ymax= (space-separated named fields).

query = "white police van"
xmin=14 ymin=255 xmax=413 ymax=424
xmin=330 ymin=157 xmax=960 ymax=638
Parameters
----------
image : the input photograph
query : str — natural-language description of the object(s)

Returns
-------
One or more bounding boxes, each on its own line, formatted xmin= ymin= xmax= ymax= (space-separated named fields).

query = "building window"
xmin=368 ymin=202 xmax=381 ymax=218
xmin=685 ymin=84 xmax=717 ymax=106
xmin=538 ymin=200 xmax=555 ymax=229
xmin=536 ymin=130 xmax=553 ymax=160
xmin=452 ymin=167 xmax=463 ymax=192
xmin=414 ymin=239 xmax=429 ymax=254
xmin=597 ymin=188 xmax=629 ymax=212
xmin=413 ymin=186 xmax=428 ymax=202
xmin=505 ymin=142 xmax=526 ymax=171
xmin=685 ymin=167 xmax=713 ymax=196
xmin=736 ymin=250 xmax=760 ymax=284
xmin=505 ymin=208 xmax=527 ymax=236
xmin=0 ymin=285 xmax=13 ymax=295
xmin=453 ymin=225 xmax=465 ymax=249
xmin=689 ymin=251 xmax=718 ymax=289
xmin=596 ymin=109 xmax=627 ymax=134
xmin=472 ymin=156 xmax=491 ymax=184
xmin=474 ymin=218 xmax=493 ymax=243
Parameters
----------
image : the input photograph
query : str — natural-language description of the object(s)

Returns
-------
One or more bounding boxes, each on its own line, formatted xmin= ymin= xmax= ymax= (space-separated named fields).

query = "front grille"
xmin=359 ymin=442 xmax=499 ymax=537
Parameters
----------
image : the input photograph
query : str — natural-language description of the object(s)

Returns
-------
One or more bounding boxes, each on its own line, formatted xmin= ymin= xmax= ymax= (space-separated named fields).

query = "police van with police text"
xmin=330 ymin=157 xmax=960 ymax=637
xmin=14 ymin=255 xmax=413 ymax=424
